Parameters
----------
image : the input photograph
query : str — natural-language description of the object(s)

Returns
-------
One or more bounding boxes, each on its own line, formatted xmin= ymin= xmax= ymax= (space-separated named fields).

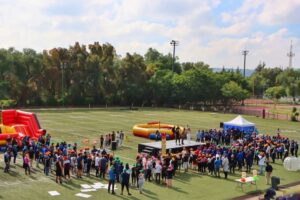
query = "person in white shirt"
xmin=95 ymin=154 xmax=100 ymax=177
xmin=116 ymin=131 xmax=120 ymax=147
xmin=186 ymin=127 xmax=191 ymax=144
xmin=155 ymin=162 xmax=162 ymax=183
xmin=258 ymin=153 xmax=266 ymax=175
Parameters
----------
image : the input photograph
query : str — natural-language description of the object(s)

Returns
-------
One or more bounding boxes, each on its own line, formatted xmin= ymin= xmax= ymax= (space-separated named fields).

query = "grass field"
xmin=1 ymin=108 xmax=300 ymax=200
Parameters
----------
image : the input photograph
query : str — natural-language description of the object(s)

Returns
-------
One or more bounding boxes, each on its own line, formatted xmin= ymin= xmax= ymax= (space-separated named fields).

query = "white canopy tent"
xmin=223 ymin=115 xmax=255 ymax=134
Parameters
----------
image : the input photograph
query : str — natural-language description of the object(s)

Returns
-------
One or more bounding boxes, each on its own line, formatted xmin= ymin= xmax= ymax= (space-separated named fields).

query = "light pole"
xmin=242 ymin=50 xmax=249 ymax=77
xmin=170 ymin=40 xmax=179 ymax=72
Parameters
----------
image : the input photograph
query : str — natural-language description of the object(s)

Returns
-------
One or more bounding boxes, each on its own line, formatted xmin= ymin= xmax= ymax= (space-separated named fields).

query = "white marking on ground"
xmin=145 ymin=113 xmax=157 ymax=116
xmin=282 ymin=130 xmax=297 ymax=133
xmin=109 ymin=114 xmax=124 ymax=117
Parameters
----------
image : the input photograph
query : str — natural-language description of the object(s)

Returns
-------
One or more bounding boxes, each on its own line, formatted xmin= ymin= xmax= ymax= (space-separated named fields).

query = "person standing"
xmin=265 ymin=162 xmax=273 ymax=185
xmin=4 ymin=150 xmax=10 ymax=173
xmin=64 ymin=156 xmax=71 ymax=181
xmin=77 ymin=154 xmax=83 ymax=178
xmin=214 ymin=156 xmax=221 ymax=178
xmin=138 ymin=170 xmax=144 ymax=194
xmin=258 ymin=152 xmax=266 ymax=175
xmin=175 ymin=127 xmax=180 ymax=145
xmin=108 ymin=166 xmax=116 ymax=195
xmin=186 ymin=126 xmax=191 ymax=144
xmin=56 ymin=156 xmax=63 ymax=184
xmin=23 ymin=153 xmax=30 ymax=175
xmin=44 ymin=154 xmax=51 ymax=176
xmin=100 ymin=135 xmax=104 ymax=149
xmin=222 ymin=155 xmax=229 ymax=179
xmin=295 ymin=141 xmax=298 ymax=157
xmin=12 ymin=145 xmax=18 ymax=164
xmin=155 ymin=161 xmax=162 ymax=183
xmin=120 ymin=169 xmax=132 ymax=195
xmin=166 ymin=165 xmax=173 ymax=187
xmin=290 ymin=140 xmax=295 ymax=156
xmin=116 ymin=131 xmax=120 ymax=147
xmin=95 ymin=154 xmax=100 ymax=177
xmin=120 ymin=130 xmax=124 ymax=146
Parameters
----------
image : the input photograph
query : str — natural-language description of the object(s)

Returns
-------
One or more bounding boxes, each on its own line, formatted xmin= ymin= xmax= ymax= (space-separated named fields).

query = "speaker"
xmin=220 ymin=122 xmax=224 ymax=128
xmin=111 ymin=141 xmax=117 ymax=150
xmin=271 ymin=176 xmax=280 ymax=190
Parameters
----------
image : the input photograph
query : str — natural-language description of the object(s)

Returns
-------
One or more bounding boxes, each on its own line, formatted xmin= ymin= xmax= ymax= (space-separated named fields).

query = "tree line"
xmin=0 ymin=42 xmax=299 ymax=107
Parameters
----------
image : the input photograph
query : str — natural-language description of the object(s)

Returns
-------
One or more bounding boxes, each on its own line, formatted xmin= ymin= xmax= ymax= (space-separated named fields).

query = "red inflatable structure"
xmin=0 ymin=110 xmax=44 ymax=145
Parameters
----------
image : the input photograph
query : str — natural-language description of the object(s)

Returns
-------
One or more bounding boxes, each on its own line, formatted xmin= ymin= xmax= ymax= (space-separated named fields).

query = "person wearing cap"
xmin=138 ymin=169 xmax=144 ymax=194
xmin=108 ymin=166 xmax=116 ymax=194
xmin=64 ymin=156 xmax=71 ymax=180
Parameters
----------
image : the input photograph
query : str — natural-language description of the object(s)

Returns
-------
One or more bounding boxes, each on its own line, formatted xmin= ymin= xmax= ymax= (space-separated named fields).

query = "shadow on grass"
xmin=169 ymin=186 xmax=188 ymax=194
xmin=114 ymin=193 xmax=141 ymax=200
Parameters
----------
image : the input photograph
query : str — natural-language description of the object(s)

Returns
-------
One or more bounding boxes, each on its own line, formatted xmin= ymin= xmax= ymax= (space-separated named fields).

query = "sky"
xmin=0 ymin=0 xmax=299 ymax=69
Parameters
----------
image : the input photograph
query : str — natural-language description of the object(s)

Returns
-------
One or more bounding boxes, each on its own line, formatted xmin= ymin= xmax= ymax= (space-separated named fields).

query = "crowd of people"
xmin=2 ymin=126 xmax=300 ymax=196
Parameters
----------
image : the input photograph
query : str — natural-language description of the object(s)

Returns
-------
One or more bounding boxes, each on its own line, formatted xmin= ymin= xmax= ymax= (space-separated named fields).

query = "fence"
xmin=232 ymin=106 xmax=297 ymax=121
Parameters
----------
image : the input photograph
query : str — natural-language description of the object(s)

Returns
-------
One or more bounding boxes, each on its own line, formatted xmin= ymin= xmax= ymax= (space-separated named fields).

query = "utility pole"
xmin=170 ymin=40 xmax=179 ymax=72
xmin=287 ymin=40 xmax=295 ymax=68
xmin=242 ymin=50 xmax=249 ymax=77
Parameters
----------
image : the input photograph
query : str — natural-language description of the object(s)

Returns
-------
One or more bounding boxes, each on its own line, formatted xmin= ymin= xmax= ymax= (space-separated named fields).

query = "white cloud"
xmin=0 ymin=0 xmax=299 ymax=69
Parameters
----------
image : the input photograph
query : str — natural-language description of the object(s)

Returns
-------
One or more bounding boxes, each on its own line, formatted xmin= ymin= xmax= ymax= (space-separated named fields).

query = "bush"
xmin=0 ymin=99 xmax=17 ymax=109
xmin=291 ymin=107 xmax=299 ymax=122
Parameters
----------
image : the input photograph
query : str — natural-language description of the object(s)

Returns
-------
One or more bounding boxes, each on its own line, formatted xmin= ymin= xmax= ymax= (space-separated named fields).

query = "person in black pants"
xmin=175 ymin=127 xmax=180 ymax=145
xmin=295 ymin=141 xmax=298 ymax=157
xmin=120 ymin=169 xmax=131 ymax=195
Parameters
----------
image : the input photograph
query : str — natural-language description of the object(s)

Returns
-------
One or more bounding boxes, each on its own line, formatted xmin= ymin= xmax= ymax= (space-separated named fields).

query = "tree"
xmin=264 ymin=86 xmax=286 ymax=109
xmin=276 ymin=68 xmax=300 ymax=104
xmin=221 ymin=81 xmax=249 ymax=104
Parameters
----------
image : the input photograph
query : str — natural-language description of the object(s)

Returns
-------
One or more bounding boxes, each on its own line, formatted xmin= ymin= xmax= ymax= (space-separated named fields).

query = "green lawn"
xmin=1 ymin=108 xmax=300 ymax=200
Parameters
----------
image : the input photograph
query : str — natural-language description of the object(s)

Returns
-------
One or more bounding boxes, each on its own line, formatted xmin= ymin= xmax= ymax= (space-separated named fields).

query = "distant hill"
xmin=212 ymin=68 xmax=254 ymax=77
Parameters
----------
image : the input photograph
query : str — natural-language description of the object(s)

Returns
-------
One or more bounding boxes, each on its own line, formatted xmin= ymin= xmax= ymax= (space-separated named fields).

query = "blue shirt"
xmin=108 ymin=168 xmax=116 ymax=181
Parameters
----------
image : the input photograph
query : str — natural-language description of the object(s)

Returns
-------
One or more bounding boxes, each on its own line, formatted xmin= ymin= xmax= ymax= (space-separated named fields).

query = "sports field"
xmin=1 ymin=108 xmax=300 ymax=200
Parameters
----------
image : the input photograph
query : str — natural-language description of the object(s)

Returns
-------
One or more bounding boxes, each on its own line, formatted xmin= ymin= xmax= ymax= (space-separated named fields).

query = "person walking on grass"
xmin=265 ymin=162 xmax=273 ymax=185
xmin=23 ymin=153 xmax=31 ymax=175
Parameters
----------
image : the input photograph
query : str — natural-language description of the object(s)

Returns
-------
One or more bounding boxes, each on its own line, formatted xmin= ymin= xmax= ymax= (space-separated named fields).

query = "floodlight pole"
xmin=170 ymin=40 xmax=179 ymax=72
xmin=242 ymin=50 xmax=249 ymax=77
